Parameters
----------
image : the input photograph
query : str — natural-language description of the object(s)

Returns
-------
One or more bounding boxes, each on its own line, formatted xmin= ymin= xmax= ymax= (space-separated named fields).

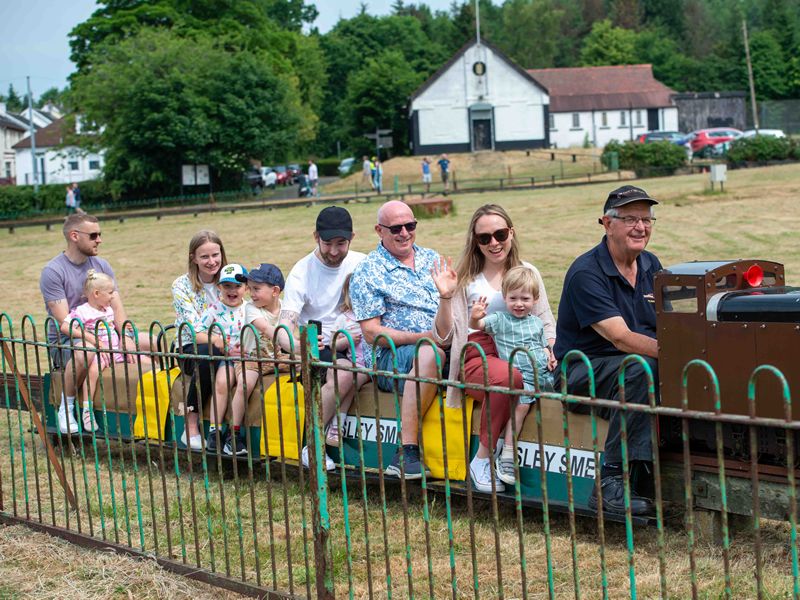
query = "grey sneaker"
xmin=384 ymin=445 xmax=430 ymax=480
xmin=495 ymin=455 xmax=517 ymax=486
xmin=470 ymin=459 xmax=505 ymax=493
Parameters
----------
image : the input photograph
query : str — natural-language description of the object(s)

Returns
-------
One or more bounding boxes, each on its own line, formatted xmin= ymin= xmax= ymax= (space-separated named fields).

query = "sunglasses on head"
xmin=75 ymin=230 xmax=102 ymax=241
xmin=379 ymin=221 xmax=418 ymax=235
xmin=475 ymin=228 xmax=510 ymax=245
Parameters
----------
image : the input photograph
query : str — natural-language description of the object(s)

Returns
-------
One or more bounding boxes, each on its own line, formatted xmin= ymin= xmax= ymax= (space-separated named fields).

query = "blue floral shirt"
xmin=350 ymin=242 xmax=440 ymax=366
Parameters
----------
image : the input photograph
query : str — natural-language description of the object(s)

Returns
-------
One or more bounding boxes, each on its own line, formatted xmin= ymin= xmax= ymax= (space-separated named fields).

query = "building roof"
xmin=527 ymin=64 xmax=676 ymax=112
xmin=12 ymin=117 xmax=70 ymax=149
xmin=0 ymin=115 xmax=25 ymax=132
xmin=410 ymin=39 xmax=548 ymax=104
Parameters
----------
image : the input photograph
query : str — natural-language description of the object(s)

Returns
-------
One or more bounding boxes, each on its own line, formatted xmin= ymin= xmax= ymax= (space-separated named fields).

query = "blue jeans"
xmin=375 ymin=345 xmax=449 ymax=394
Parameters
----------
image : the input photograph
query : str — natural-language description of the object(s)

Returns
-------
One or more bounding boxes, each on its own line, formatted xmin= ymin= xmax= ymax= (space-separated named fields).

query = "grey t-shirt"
xmin=40 ymin=252 xmax=116 ymax=341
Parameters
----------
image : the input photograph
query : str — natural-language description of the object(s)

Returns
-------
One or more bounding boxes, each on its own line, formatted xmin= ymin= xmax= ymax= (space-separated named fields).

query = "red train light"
xmin=744 ymin=264 xmax=764 ymax=287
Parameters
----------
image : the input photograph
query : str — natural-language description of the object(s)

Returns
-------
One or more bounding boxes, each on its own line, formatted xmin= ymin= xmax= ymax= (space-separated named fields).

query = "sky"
xmin=0 ymin=0 xmax=457 ymax=99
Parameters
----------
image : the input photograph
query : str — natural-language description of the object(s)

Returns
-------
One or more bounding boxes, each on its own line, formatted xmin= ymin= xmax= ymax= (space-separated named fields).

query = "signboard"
xmin=196 ymin=164 xmax=210 ymax=185
xmin=472 ymin=61 xmax=486 ymax=76
xmin=181 ymin=164 xmax=196 ymax=186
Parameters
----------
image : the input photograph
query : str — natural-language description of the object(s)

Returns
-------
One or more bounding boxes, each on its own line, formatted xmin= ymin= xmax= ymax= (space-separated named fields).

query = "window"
xmin=89 ymin=160 xmax=100 ymax=170
xmin=571 ymin=113 xmax=580 ymax=128
xmin=600 ymin=112 xmax=608 ymax=127
xmin=69 ymin=161 xmax=79 ymax=171
xmin=662 ymin=285 xmax=698 ymax=313
xmin=548 ymin=113 xmax=555 ymax=130
xmin=620 ymin=111 xmax=626 ymax=126
xmin=635 ymin=110 xmax=642 ymax=126
xmin=3 ymin=162 xmax=10 ymax=179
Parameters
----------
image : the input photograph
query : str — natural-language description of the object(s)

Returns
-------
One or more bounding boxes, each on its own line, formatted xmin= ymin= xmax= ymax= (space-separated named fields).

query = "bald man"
xmin=349 ymin=200 xmax=448 ymax=479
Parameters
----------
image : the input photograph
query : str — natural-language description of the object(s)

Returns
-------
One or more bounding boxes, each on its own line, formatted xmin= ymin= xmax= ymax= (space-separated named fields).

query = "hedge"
xmin=726 ymin=135 xmax=795 ymax=162
xmin=602 ymin=140 xmax=687 ymax=177
xmin=0 ymin=180 xmax=111 ymax=219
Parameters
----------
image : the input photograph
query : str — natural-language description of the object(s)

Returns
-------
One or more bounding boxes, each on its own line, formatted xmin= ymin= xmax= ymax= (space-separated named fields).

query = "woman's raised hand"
xmin=431 ymin=256 xmax=457 ymax=299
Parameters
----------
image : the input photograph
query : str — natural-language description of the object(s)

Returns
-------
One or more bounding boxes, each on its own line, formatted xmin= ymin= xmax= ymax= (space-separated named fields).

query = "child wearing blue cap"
xmin=223 ymin=263 xmax=289 ymax=456
xmin=197 ymin=263 xmax=249 ymax=453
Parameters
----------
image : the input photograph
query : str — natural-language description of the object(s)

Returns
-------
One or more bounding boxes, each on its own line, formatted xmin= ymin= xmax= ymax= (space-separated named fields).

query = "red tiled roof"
xmin=527 ymin=64 xmax=675 ymax=112
xmin=12 ymin=117 xmax=70 ymax=149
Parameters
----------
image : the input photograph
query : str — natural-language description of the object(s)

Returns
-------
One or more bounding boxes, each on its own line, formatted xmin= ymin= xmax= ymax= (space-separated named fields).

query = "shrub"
xmin=314 ymin=158 xmax=343 ymax=177
xmin=727 ymin=135 xmax=792 ymax=162
xmin=601 ymin=140 xmax=686 ymax=177
xmin=0 ymin=179 xmax=112 ymax=219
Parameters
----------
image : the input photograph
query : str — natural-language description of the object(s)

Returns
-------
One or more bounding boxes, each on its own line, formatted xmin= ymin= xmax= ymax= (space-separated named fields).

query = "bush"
xmin=0 ymin=179 xmax=112 ymax=219
xmin=602 ymin=140 xmax=687 ymax=177
xmin=727 ymin=135 xmax=792 ymax=162
xmin=314 ymin=158 xmax=343 ymax=177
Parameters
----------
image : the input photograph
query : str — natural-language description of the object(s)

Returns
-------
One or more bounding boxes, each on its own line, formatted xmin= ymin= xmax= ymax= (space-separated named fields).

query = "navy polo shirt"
xmin=554 ymin=236 xmax=662 ymax=360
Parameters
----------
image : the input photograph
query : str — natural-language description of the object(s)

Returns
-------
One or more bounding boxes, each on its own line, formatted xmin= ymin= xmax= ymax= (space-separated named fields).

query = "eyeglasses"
xmin=611 ymin=216 xmax=656 ymax=228
xmin=475 ymin=228 xmax=511 ymax=245
xmin=74 ymin=230 xmax=102 ymax=240
xmin=379 ymin=221 xmax=417 ymax=235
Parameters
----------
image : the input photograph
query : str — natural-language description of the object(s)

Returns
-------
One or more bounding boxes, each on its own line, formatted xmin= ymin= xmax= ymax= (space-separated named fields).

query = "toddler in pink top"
xmin=60 ymin=270 xmax=133 ymax=432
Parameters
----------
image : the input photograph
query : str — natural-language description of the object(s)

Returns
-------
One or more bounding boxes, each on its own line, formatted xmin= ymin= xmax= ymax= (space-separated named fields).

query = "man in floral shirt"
xmin=350 ymin=200 xmax=448 ymax=480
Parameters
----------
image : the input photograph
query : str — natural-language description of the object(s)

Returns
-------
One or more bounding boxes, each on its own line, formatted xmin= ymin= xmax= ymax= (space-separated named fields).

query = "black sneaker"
xmin=630 ymin=460 xmax=655 ymax=500
xmin=224 ymin=429 xmax=248 ymax=456
xmin=588 ymin=474 xmax=654 ymax=516
xmin=384 ymin=445 xmax=430 ymax=480
xmin=206 ymin=427 xmax=224 ymax=454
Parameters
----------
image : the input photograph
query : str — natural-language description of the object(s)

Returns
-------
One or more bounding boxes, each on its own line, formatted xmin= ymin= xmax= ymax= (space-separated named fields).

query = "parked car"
xmin=274 ymin=165 xmax=290 ymax=186
xmin=287 ymin=163 xmax=301 ymax=183
xmin=686 ymin=128 xmax=743 ymax=157
xmin=338 ymin=157 xmax=356 ymax=176
xmin=742 ymin=129 xmax=786 ymax=139
xmin=260 ymin=167 xmax=277 ymax=189
xmin=243 ymin=168 xmax=263 ymax=193
xmin=637 ymin=131 xmax=687 ymax=145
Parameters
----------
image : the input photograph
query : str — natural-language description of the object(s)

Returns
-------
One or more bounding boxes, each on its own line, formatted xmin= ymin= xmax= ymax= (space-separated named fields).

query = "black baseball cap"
xmin=603 ymin=185 xmax=659 ymax=213
xmin=236 ymin=263 xmax=285 ymax=289
xmin=315 ymin=206 xmax=354 ymax=241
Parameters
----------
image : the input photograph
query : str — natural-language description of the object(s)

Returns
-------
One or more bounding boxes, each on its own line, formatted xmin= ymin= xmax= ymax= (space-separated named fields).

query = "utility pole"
xmin=26 ymin=76 xmax=39 ymax=192
xmin=475 ymin=0 xmax=481 ymax=46
xmin=742 ymin=18 xmax=759 ymax=131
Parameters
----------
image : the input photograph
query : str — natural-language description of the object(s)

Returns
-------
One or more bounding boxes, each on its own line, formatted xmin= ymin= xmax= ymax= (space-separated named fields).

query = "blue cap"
xmin=238 ymin=263 xmax=285 ymax=290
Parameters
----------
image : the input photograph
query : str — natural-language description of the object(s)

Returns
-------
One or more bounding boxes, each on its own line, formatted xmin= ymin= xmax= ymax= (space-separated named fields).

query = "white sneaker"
xmin=180 ymin=430 xmax=202 ymax=450
xmin=470 ymin=459 xmax=505 ymax=493
xmin=82 ymin=407 xmax=100 ymax=432
xmin=57 ymin=404 xmax=79 ymax=434
xmin=301 ymin=445 xmax=335 ymax=471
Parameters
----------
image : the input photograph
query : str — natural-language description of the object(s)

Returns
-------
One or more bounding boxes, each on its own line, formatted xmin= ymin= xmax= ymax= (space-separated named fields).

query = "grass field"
xmin=1 ymin=163 xmax=800 ymax=598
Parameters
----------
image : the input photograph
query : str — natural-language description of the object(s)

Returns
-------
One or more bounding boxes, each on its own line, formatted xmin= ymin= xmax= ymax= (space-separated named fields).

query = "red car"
xmin=686 ymin=128 xmax=743 ymax=156
xmin=274 ymin=165 xmax=291 ymax=186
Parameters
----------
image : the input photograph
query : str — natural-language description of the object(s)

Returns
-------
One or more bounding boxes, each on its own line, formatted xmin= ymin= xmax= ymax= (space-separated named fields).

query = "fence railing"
xmin=0 ymin=316 xmax=798 ymax=598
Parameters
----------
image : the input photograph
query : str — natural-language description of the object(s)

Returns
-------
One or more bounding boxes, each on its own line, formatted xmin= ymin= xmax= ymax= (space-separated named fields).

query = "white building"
xmin=13 ymin=118 xmax=104 ymax=186
xmin=528 ymin=64 xmax=679 ymax=148
xmin=0 ymin=102 xmax=58 ymax=184
xmin=408 ymin=40 xmax=550 ymax=154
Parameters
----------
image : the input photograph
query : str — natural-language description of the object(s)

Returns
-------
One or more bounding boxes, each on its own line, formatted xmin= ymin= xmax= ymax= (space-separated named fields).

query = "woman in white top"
xmin=171 ymin=230 xmax=228 ymax=449
xmin=434 ymin=204 xmax=556 ymax=492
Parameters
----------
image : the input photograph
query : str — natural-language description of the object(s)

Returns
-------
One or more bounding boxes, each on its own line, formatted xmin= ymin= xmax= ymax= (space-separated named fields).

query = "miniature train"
xmin=41 ymin=259 xmax=798 ymax=521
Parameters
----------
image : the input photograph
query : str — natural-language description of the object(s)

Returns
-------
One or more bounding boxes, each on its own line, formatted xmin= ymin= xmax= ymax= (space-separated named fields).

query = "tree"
xmin=344 ymin=49 xmax=425 ymax=157
xmin=748 ymin=30 xmax=790 ymax=98
xmin=496 ymin=0 xmax=564 ymax=69
xmin=37 ymin=87 xmax=69 ymax=110
xmin=3 ymin=84 xmax=24 ymax=113
xmin=580 ymin=19 xmax=638 ymax=65
xmin=70 ymin=29 xmax=302 ymax=198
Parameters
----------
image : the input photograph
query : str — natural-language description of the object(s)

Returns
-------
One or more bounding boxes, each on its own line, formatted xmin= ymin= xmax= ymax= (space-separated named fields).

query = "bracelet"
xmin=439 ymin=295 xmax=453 ymax=299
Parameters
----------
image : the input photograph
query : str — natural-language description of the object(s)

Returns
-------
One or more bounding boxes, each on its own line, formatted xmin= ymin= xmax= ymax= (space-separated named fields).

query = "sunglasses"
xmin=475 ymin=228 xmax=510 ymax=245
xmin=75 ymin=230 xmax=102 ymax=241
xmin=379 ymin=221 xmax=418 ymax=235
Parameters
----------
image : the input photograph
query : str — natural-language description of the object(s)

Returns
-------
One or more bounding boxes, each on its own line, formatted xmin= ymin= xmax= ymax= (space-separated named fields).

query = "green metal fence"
xmin=0 ymin=314 xmax=798 ymax=598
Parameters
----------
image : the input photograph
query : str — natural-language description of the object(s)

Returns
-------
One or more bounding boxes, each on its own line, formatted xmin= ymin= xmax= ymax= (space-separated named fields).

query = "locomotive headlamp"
xmin=744 ymin=264 xmax=764 ymax=287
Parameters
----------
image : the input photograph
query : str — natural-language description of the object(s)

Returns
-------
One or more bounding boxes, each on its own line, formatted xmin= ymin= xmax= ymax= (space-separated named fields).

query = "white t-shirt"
xmin=282 ymin=249 xmax=365 ymax=344
xmin=242 ymin=301 xmax=282 ymax=356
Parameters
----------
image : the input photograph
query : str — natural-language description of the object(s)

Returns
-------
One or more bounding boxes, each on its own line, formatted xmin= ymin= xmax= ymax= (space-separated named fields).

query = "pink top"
xmin=67 ymin=303 xmax=121 ymax=351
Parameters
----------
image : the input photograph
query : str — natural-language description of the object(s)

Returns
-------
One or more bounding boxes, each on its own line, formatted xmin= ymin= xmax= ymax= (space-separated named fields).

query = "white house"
xmin=0 ymin=102 xmax=58 ymax=184
xmin=13 ymin=118 xmax=104 ymax=186
xmin=528 ymin=64 xmax=679 ymax=148
xmin=408 ymin=40 xmax=550 ymax=154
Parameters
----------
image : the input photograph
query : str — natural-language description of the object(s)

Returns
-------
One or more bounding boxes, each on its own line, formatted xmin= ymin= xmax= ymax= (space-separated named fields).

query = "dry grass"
xmin=2 ymin=163 xmax=800 ymax=597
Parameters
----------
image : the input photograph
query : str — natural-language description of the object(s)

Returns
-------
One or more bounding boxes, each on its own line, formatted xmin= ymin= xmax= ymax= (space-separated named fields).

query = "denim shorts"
xmin=375 ymin=344 xmax=449 ymax=394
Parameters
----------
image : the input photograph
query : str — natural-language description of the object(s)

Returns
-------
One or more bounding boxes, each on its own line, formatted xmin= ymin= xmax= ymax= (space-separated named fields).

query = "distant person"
xmin=41 ymin=213 xmax=150 ymax=434
xmin=65 ymin=185 xmax=75 ymax=214
xmin=369 ymin=156 xmax=377 ymax=191
xmin=438 ymin=154 xmax=451 ymax=192
xmin=72 ymin=182 xmax=82 ymax=211
xmin=308 ymin=159 xmax=319 ymax=197
xmin=468 ymin=265 xmax=556 ymax=486
xmin=373 ymin=159 xmax=383 ymax=194
xmin=361 ymin=155 xmax=372 ymax=189
xmin=421 ymin=157 xmax=432 ymax=194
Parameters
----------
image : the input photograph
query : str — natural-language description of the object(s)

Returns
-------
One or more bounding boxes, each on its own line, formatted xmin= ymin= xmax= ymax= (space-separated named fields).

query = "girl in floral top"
xmin=171 ymin=230 xmax=228 ymax=450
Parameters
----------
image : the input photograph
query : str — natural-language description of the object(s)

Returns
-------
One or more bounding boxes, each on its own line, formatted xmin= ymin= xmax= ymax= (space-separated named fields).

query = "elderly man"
xmin=40 ymin=213 xmax=149 ymax=434
xmin=554 ymin=185 xmax=662 ymax=515
xmin=350 ymin=200 xmax=447 ymax=479
xmin=278 ymin=206 xmax=366 ymax=469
